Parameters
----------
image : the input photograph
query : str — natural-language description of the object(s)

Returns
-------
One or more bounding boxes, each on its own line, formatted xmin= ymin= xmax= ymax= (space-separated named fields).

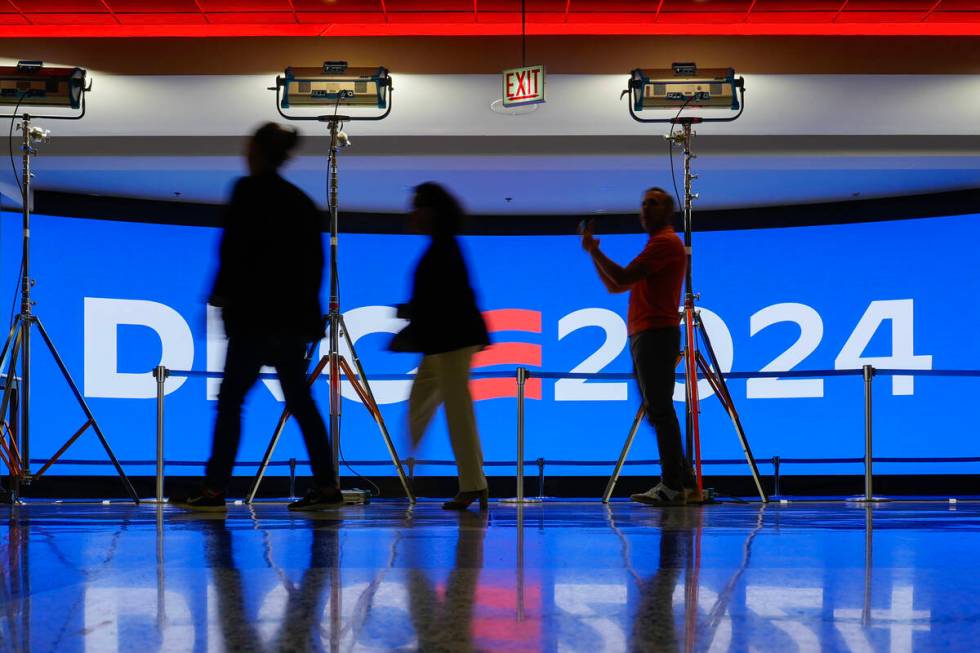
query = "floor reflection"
xmin=405 ymin=511 xmax=487 ymax=652
xmin=1 ymin=500 xmax=978 ymax=652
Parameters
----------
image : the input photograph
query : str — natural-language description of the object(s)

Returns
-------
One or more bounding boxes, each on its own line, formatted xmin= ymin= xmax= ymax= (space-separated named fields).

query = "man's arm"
xmin=589 ymin=247 xmax=651 ymax=289
xmin=581 ymin=221 xmax=651 ymax=293
xmin=589 ymin=254 xmax=628 ymax=294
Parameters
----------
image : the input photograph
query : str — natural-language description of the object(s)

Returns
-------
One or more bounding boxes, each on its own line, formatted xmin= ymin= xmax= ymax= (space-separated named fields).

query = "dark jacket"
xmin=210 ymin=172 xmax=325 ymax=342
xmin=397 ymin=235 xmax=490 ymax=355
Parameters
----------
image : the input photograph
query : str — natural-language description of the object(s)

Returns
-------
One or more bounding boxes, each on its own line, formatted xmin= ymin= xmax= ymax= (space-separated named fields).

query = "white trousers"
xmin=408 ymin=346 xmax=487 ymax=493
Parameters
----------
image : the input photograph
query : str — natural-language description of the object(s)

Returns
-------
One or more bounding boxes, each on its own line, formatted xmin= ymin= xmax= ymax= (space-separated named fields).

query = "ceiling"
xmin=2 ymin=1 xmax=980 ymax=36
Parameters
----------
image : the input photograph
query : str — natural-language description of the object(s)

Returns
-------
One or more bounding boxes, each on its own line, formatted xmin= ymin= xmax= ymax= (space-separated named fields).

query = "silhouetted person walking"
xmin=173 ymin=122 xmax=341 ymax=512
xmin=393 ymin=183 xmax=491 ymax=511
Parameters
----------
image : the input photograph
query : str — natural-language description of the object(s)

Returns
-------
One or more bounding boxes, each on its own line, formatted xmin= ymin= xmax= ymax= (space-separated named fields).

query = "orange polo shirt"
xmin=627 ymin=227 xmax=686 ymax=335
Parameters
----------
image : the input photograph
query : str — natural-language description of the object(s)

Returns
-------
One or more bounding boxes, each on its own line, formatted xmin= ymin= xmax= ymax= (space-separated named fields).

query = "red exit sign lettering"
xmin=502 ymin=65 xmax=545 ymax=107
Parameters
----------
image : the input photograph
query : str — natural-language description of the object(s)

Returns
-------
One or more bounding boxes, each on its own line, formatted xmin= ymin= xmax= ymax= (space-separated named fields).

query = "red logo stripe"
xmin=483 ymin=309 xmax=542 ymax=333
xmin=471 ymin=378 xmax=542 ymax=402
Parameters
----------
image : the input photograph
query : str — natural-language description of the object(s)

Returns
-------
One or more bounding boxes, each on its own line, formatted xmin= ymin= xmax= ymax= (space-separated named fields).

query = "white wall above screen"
xmin=3 ymin=69 xmax=978 ymax=137
xmin=2 ymin=66 xmax=979 ymax=214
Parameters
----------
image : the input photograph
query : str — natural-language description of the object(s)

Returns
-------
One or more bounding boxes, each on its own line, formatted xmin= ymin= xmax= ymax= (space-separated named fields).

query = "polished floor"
xmin=1 ymin=499 xmax=979 ymax=652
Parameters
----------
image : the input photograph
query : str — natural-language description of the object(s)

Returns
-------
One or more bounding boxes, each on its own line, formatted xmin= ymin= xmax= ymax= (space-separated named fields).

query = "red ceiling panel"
xmin=472 ymin=1 xmax=567 ymax=10
xmin=938 ymin=0 xmax=980 ymax=8
xmin=837 ymin=11 xmax=929 ymax=22
xmin=746 ymin=11 xmax=843 ymax=22
xmin=207 ymin=11 xmax=297 ymax=23
xmin=1 ymin=0 xmax=979 ymax=35
xmin=570 ymin=1 xmax=661 ymax=11
xmin=291 ymin=0 xmax=385 ymax=10
xmin=844 ymin=0 xmax=936 ymax=8
xmin=14 ymin=0 xmax=108 ymax=11
xmin=928 ymin=11 xmax=980 ymax=20
xmin=107 ymin=0 xmax=203 ymax=11
xmin=115 ymin=12 xmax=208 ymax=24
xmin=750 ymin=1 xmax=844 ymax=8
xmin=24 ymin=12 xmax=116 ymax=22
xmin=384 ymin=0 xmax=473 ymax=11
xmin=196 ymin=1 xmax=294 ymax=10
xmin=296 ymin=11 xmax=387 ymax=22
xmin=661 ymin=0 xmax=754 ymax=12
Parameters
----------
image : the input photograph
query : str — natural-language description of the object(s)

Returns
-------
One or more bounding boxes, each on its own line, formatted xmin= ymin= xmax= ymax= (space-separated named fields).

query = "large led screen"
xmin=1 ymin=211 xmax=977 ymax=477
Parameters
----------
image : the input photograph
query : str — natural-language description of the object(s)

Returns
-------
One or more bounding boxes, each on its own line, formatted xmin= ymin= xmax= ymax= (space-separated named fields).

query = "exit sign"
xmin=502 ymin=65 xmax=545 ymax=107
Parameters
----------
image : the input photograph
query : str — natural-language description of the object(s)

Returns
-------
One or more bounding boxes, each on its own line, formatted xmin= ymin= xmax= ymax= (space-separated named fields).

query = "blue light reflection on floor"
xmin=1 ymin=501 xmax=978 ymax=652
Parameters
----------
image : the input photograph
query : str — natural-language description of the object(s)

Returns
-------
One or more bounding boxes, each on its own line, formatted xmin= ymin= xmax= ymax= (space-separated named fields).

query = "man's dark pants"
xmin=630 ymin=326 xmax=696 ymax=491
xmin=204 ymin=334 xmax=336 ymax=492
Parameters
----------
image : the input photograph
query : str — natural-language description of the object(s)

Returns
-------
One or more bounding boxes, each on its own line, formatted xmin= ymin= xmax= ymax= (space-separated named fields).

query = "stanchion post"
xmin=516 ymin=367 xmax=527 ymax=503
xmin=153 ymin=365 xmax=169 ymax=503
xmin=772 ymin=456 xmax=781 ymax=497
xmin=863 ymin=364 xmax=875 ymax=502
xmin=536 ymin=457 xmax=545 ymax=499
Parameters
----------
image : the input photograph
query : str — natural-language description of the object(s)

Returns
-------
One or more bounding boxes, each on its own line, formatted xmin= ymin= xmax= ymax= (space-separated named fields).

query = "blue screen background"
xmin=2 ymin=210 xmax=977 ymax=478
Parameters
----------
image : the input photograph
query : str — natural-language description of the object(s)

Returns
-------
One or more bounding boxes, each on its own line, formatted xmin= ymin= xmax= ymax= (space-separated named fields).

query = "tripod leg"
xmin=0 ymin=323 xmax=23 ymax=494
xmin=0 ymin=316 xmax=21 ymax=373
xmin=34 ymin=318 xmax=140 ymax=504
xmin=684 ymin=307 xmax=704 ymax=492
xmin=0 ymin=322 xmax=23 ymax=453
xmin=602 ymin=405 xmax=645 ymax=503
xmin=694 ymin=322 xmax=768 ymax=503
xmin=339 ymin=315 xmax=416 ymax=503
xmin=246 ymin=343 xmax=327 ymax=504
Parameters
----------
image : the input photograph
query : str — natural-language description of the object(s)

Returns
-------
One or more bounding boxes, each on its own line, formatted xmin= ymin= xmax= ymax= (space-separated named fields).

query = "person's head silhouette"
xmin=248 ymin=122 xmax=300 ymax=175
xmin=411 ymin=182 xmax=465 ymax=237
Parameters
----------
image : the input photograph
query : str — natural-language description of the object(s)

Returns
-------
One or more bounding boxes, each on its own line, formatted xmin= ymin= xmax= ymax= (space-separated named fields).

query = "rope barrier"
xmin=135 ymin=363 xmax=980 ymax=503
xmin=156 ymin=368 xmax=980 ymax=381
xmin=29 ymin=456 xmax=980 ymax=468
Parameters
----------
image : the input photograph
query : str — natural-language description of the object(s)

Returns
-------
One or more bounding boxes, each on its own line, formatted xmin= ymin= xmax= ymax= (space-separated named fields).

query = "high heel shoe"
xmin=442 ymin=488 xmax=489 ymax=511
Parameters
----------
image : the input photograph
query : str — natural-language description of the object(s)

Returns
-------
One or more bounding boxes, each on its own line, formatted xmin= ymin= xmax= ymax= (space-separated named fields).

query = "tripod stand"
xmin=246 ymin=114 xmax=414 ymax=504
xmin=0 ymin=113 xmax=138 ymax=503
xmin=604 ymin=116 xmax=767 ymax=503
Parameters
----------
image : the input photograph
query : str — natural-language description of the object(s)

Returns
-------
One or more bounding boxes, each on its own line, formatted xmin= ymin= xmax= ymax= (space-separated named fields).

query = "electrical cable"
xmin=336 ymin=412 xmax=382 ymax=497
xmin=666 ymin=96 xmax=695 ymax=214
xmin=8 ymin=92 xmax=28 ymax=199
xmin=5 ymin=94 xmax=29 ymax=336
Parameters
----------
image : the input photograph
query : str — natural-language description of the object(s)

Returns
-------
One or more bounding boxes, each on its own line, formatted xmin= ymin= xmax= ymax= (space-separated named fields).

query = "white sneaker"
xmin=630 ymin=482 xmax=685 ymax=506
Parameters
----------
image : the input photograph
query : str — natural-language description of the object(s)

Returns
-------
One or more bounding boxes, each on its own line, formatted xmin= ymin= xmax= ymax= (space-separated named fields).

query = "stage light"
xmin=628 ymin=62 xmax=742 ymax=113
xmin=278 ymin=61 xmax=391 ymax=110
xmin=0 ymin=61 xmax=88 ymax=109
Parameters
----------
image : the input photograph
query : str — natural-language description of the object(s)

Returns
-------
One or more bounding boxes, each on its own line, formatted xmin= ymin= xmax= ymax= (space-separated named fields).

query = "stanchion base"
xmin=499 ymin=497 xmax=544 ymax=505
xmin=342 ymin=488 xmax=372 ymax=505
xmin=845 ymin=496 xmax=892 ymax=503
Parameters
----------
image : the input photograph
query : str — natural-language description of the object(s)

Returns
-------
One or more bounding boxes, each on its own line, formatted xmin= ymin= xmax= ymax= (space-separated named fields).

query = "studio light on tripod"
xmin=278 ymin=61 xmax=391 ymax=109
xmin=0 ymin=61 xmax=89 ymax=109
xmin=627 ymin=62 xmax=742 ymax=112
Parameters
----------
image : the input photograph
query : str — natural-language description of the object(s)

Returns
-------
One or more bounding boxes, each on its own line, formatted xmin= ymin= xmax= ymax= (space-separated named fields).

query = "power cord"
xmin=5 ymin=93 xmax=29 ymax=334
xmin=666 ymin=96 xmax=695 ymax=214
xmin=336 ymin=412 xmax=382 ymax=497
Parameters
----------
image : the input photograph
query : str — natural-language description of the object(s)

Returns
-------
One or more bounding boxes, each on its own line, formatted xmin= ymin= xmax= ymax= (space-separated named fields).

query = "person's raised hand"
xmin=580 ymin=219 xmax=600 ymax=253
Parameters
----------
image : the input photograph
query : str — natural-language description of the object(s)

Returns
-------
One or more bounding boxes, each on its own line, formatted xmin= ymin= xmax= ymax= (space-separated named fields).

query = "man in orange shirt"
xmin=581 ymin=187 xmax=697 ymax=505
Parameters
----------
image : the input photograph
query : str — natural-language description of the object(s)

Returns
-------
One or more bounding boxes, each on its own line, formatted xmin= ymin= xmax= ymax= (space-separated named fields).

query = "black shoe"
xmin=170 ymin=490 xmax=227 ymax=512
xmin=442 ymin=488 xmax=489 ymax=511
xmin=288 ymin=488 xmax=345 ymax=511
